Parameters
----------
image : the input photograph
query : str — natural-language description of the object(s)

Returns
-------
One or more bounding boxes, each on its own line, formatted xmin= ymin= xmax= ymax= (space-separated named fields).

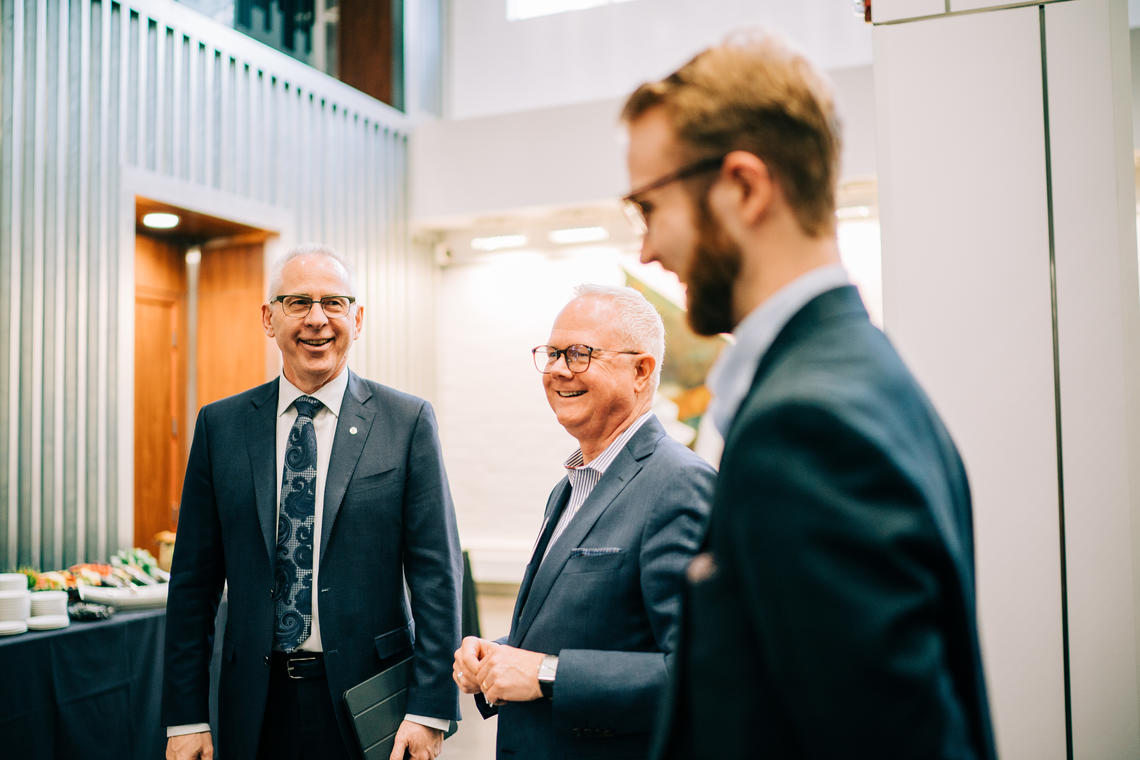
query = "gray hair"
xmin=266 ymin=244 xmax=358 ymax=301
xmin=572 ymin=283 xmax=665 ymax=392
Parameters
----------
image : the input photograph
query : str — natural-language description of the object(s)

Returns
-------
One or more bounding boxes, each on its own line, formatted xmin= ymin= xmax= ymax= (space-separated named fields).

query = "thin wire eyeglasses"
xmin=271 ymin=294 xmax=357 ymax=319
xmin=621 ymin=155 xmax=726 ymax=235
xmin=532 ymin=344 xmax=642 ymax=374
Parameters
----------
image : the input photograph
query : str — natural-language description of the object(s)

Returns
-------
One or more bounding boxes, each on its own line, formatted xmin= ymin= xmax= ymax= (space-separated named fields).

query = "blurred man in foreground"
xmin=621 ymin=32 xmax=997 ymax=760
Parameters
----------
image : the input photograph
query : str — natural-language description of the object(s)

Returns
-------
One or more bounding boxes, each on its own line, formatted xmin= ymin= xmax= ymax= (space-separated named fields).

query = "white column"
xmin=872 ymin=1 xmax=1140 ymax=758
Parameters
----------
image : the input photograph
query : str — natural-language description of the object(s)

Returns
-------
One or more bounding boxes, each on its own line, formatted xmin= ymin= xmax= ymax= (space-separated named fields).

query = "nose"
xmin=638 ymin=234 xmax=658 ymax=266
xmin=304 ymin=301 xmax=330 ymax=327
xmin=549 ymin=353 xmax=575 ymax=378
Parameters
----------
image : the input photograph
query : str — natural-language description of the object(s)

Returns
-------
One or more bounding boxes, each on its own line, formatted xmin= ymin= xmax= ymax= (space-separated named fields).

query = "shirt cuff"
xmin=405 ymin=714 xmax=451 ymax=732
xmin=167 ymin=723 xmax=211 ymax=738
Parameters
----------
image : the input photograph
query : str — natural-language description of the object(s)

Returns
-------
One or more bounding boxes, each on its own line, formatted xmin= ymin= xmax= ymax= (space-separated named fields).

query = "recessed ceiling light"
xmin=143 ymin=212 xmax=180 ymax=229
xmin=836 ymin=205 xmax=871 ymax=220
xmin=548 ymin=226 xmax=608 ymax=245
xmin=471 ymin=234 xmax=527 ymax=252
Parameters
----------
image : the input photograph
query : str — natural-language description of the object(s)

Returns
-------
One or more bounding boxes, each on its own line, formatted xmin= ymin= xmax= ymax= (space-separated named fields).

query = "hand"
xmin=166 ymin=732 xmax=213 ymax=760
xmin=389 ymin=720 xmax=443 ymax=760
xmin=454 ymin=636 xmax=494 ymax=695
xmin=474 ymin=644 xmax=544 ymax=705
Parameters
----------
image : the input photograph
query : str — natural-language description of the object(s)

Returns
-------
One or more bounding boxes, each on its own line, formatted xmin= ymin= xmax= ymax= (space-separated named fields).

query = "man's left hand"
xmin=474 ymin=644 xmax=544 ymax=705
xmin=388 ymin=720 xmax=443 ymax=760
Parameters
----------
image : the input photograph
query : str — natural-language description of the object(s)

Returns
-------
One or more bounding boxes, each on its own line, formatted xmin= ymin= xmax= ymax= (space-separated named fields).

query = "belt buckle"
xmin=285 ymin=655 xmax=318 ymax=680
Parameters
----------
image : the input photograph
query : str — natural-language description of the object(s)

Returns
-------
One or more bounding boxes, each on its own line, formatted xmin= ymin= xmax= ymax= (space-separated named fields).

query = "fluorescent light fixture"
xmin=143 ymin=212 xmax=180 ymax=229
xmin=836 ymin=206 xmax=871 ymax=220
xmin=548 ymin=226 xmax=609 ymax=245
xmin=471 ymin=234 xmax=527 ymax=252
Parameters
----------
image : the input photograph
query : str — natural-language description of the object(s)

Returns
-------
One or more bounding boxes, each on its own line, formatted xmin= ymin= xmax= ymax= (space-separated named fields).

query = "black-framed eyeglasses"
xmin=532 ymin=344 xmax=642 ymax=374
xmin=621 ymin=155 xmax=726 ymax=235
xmin=271 ymin=294 xmax=357 ymax=319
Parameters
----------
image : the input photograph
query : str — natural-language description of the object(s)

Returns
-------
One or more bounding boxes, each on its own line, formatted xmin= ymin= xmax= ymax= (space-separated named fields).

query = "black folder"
xmin=343 ymin=656 xmax=458 ymax=759
xmin=343 ymin=656 xmax=414 ymax=759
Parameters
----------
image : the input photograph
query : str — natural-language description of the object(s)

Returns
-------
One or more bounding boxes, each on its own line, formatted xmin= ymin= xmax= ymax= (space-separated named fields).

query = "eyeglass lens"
xmin=533 ymin=345 xmax=592 ymax=373
xmin=280 ymin=296 xmax=352 ymax=317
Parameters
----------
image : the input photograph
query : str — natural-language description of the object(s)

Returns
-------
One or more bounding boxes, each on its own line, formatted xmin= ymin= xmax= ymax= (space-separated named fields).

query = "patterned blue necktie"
xmin=273 ymin=395 xmax=322 ymax=652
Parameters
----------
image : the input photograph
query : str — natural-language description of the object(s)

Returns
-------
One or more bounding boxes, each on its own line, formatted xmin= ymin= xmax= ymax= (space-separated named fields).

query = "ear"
xmin=713 ymin=150 xmax=775 ymax=229
xmin=352 ymin=302 xmax=364 ymax=338
xmin=261 ymin=303 xmax=275 ymax=337
xmin=632 ymin=353 xmax=656 ymax=393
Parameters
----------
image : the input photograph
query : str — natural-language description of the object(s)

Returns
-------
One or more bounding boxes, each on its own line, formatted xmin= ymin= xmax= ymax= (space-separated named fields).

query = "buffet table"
xmin=0 ymin=602 xmax=225 ymax=760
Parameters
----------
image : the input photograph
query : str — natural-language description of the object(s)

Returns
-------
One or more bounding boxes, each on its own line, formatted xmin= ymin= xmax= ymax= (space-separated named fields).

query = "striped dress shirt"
xmin=541 ymin=411 xmax=655 ymax=562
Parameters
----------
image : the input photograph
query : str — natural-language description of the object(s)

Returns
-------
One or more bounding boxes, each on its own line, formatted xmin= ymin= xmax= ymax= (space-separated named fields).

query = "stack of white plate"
xmin=28 ymin=590 xmax=69 ymax=630
xmin=0 ymin=573 xmax=26 ymax=592
xmin=0 ymin=585 xmax=30 ymax=636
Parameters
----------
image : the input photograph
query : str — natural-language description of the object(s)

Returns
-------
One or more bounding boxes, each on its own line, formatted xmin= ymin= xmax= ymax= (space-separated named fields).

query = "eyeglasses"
xmin=271 ymin=294 xmax=357 ymax=319
xmin=621 ymin=155 xmax=726 ymax=235
xmin=532 ymin=344 xmax=642 ymax=374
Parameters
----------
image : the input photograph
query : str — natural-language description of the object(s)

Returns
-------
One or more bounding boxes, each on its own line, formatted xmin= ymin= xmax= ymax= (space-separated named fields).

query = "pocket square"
xmin=570 ymin=547 xmax=623 ymax=556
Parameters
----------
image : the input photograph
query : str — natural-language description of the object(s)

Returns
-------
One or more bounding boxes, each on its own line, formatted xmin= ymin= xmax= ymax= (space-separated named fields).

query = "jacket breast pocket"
xmin=374 ymin=620 xmax=415 ymax=661
xmin=562 ymin=547 xmax=625 ymax=574
xmin=345 ymin=467 xmax=399 ymax=499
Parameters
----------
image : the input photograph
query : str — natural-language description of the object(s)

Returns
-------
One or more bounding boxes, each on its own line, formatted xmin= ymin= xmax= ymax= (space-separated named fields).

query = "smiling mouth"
xmin=556 ymin=390 xmax=585 ymax=398
xmin=300 ymin=337 xmax=332 ymax=347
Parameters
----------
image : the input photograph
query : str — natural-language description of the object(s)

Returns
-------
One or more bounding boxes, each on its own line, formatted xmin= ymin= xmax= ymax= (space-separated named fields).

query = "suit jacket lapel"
xmin=320 ymin=370 xmax=375 ymax=560
xmin=749 ymin=285 xmax=867 ymax=393
xmin=509 ymin=481 xmax=572 ymax=631
xmin=510 ymin=418 xmax=664 ymax=644
xmin=246 ymin=380 xmax=280 ymax=561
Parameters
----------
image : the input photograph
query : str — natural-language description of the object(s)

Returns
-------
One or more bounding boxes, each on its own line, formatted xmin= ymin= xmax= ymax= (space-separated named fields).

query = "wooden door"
xmin=134 ymin=235 xmax=187 ymax=552
xmin=197 ymin=237 xmax=266 ymax=407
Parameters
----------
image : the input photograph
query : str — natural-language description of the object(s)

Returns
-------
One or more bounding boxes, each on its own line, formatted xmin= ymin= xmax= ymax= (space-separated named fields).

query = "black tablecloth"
xmin=0 ymin=602 xmax=225 ymax=760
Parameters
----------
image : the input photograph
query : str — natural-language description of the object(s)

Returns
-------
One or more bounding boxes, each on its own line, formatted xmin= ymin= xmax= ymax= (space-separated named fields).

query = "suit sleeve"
xmin=401 ymin=401 xmax=463 ymax=721
xmin=162 ymin=408 xmax=227 ymax=727
xmin=552 ymin=458 xmax=715 ymax=735
xmin=720 ymin=401 xmax=973 ymax=757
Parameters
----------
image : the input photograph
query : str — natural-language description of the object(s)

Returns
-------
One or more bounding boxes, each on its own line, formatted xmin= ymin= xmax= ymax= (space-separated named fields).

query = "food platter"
xmin=79 ymin=583 xmax=168 ymax=609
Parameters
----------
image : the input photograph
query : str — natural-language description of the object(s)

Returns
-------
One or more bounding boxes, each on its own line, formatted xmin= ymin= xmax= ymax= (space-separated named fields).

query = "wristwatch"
xmin=537 ymin=654 xmax=559 ymax=700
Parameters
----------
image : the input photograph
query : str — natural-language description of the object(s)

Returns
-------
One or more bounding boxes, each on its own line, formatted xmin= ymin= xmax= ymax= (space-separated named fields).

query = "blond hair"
xmin=622 ymin=31 xmax=842 ymax=236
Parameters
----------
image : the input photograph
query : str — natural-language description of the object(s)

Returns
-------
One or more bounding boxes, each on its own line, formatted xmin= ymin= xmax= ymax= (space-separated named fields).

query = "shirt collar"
xmin=562 ymin=411 xmax=654 ymax=473
xmin=276 ymin=368 xmax=350 ymax=419
xmin=707 ymin=264 xmax=850 ymax=436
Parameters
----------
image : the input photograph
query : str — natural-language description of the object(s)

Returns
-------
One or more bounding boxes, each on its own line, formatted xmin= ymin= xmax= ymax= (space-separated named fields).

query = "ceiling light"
xmin=548 ymin=226 xmax=608 ymax=245
xmin=836 ymin=205 xmax=871 ymax=220
xmin=143 ymin=212 xmax=180 ymax=229
xmin=471 ymin=234 xmax=527 ymax=252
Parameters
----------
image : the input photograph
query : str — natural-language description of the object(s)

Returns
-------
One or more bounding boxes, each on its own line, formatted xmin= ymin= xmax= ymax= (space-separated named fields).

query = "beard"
xmin=684 ymin=199 xmax=742 ymax=336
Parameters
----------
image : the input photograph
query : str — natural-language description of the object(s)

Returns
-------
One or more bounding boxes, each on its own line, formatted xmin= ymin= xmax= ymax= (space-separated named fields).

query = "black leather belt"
xmin=272 ymin=651 xmax=326 ymax=680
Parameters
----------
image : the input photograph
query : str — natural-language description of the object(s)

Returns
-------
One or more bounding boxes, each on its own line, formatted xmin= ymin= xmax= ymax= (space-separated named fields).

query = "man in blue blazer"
xmin=454 ymin=285 xmax=715 ymax=759
xmin=163 ymin=246 xmax=461 ymax=760
xmin=620 ymin=34 xmax=997 ymax=759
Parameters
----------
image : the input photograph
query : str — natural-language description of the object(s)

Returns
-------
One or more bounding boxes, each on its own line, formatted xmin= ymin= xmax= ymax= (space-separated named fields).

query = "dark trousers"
xmin=256 ymin=652 xmax=354 ymax=760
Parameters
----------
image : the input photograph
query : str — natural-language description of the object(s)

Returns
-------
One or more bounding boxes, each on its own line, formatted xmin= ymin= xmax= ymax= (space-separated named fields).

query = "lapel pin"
xmin=349 ymin=426 xmax=358 ymax=435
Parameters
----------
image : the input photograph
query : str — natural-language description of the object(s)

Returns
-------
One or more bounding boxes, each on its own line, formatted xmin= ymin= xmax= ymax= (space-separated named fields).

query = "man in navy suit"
xmin=454 ymin=284 xmax=715 ymax=759
xmin=620 ymin=33 xmax=997 ymax=759
xmin=163 ymin=245 xmax=461 ymax=760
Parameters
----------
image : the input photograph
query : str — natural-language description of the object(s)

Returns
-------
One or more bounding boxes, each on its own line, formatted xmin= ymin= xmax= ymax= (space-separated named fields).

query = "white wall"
xmin=874 ymin=1 xmax=1140 ymax=757
xmin=412 ymin=63 xmax=877 ymax=226
xmin=447 ymin=0 xmax=872 ymax=120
